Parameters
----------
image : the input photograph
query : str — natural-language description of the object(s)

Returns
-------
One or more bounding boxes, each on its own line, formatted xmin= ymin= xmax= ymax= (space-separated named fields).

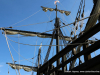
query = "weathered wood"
xmin=83 ymin=44 xmax=91 ymax=62
xmin=38 ymin=22 xmax=100 ymax=74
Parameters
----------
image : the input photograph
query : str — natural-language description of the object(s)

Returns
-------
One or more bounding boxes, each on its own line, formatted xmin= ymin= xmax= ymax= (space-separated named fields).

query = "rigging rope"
xmin=59 ymin=29 xmax=68 ymax=46
xmin=14 ymin=56 xmax=37 ymax=62
xmin=45 ymin=12 xmax=54 ymax=29
xmin=5 ymin=33 xmax=97 ymax=67
xmin=44 ymin=30 xmax=55 ymax=63
xmin=18 ymin=34 xmax=21 ymax=75
xmin=6 ymin=38 xmax=37 ymax=64
xmin=18 ymin=70 xmax=21 ymax=75
xmin=41 ymin=12 xmax=54 ymax=46
xmin=7 ymin=36 xmax=92 ymax=46
xmin=59 ymin=2 xmax=74 ymax=22
xmin=73 ymin=0 xmax=83 ymax=36
xmin=33 ymin=36 xmax=38 ymax=65
xmin=59 ymin=0 xmax=76 ymax=31
xmin=57 ymin=5 xmax=73 ymax=33
xmin=1 ymin=11 xmax=100 ymax=36
xmin=40 ymin=11 xmax=55 ymax=62
xmin=4 ymin=35 xmax=37 ymax=64
xmin=58 ymin=12 xmax=72 ymax=36
xmin=18 ymin=34 xmax=20 ymax=63
xmin=4 ymin=0 xmax=55 ymax=29
xmin=5 ymin=19 xmax=54 ymax=29
xmin=60 ymin=19 xmax=72 ymax=33
xmin=4 ymin=33 xmax=18 ymax=75
xmin=10 ymin=9 xmax=41 ymax=27
xmin=39 ymin=11 xmax=100 ymax=34
xmin=31 ymin=36 xmax=38 ymax=75
xmin=2 ymin=0 xmax=55 ymax=32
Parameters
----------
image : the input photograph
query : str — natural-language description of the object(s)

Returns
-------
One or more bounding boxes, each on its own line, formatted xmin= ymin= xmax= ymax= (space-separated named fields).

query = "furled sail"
xmin=1 ymin=28 xmax=72 ymax=41
xmin=7 ymin=63 xmax=38 ymax=72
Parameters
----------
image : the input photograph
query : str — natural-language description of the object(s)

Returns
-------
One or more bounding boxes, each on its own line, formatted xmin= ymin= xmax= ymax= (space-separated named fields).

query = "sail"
xmin=7 ymin=63 xmax=38 ymax=72
xmin=1 ymin=28 xmax=72 ymax=41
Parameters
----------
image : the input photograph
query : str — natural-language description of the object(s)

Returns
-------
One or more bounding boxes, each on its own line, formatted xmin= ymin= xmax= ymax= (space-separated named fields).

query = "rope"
xmin=41 ymin=47 xmax=44 ymax=63
xmin=59 ymin=1 xmax=75 ymax=22
xmin=41 ymin=38 xmax=51 ymax=57
xmin=60 ymin=18 xmax=72 ymax=33
xmin=57 ymin=5 xmax=73 ymax=32
xmin=59 ymin=29 xmax=68 ymax=46
xmin=44 ymin=30 xmax=55 ymax=63
xmin=70 ymin=0 xmax=78 ymax=11
xmin=4 ymin=0 xmax=55 ymax=28
xmin=45 ymin=12 xmax=54 ymax=28
xmin=73 ymin=0 xmax=84 ymax=36
xmin=4 ymin=31 xmax=38 ymax=65
xmin=10 ymin=9 xmax=41 ymax=27
xmin=18 ymin=70 xmax=21 ymax=75
xmin=51 ymin=11 xmax=100 ymax=32
xmin=18 ymin=34 xmax=20 ymax=64
xmin=58 ymin=12 xmax=71 ymax=34
xmin=41 ymin=12 xmax=54 ymax=44
xmin=18 ymin=34 xmax=21 ymax=75
xmin=31 ymin=11 xmax=100 ymax=35
xmin=1 ymin=11 xmax=100 ymax=36
xmin=7 ymin=38 xmax=37 ymax=64
xmin=3 ymin=34 xmax=52 ymax=64
xmin=40 ymin=12 xmax=54 ymax=62
xmin=15 ymin=56 xmax=37 ymax=62
xmin=5 ymin=19 xmax=54 ymax=29
xmin=2 ymin=0 xmax=55 ymax=30
xmin=7 ymin=37 xmax=90 ymax=46
xmin=61 ymin=26 xmax=67 ymax=37
xmin=59 ymin=2 xmax=75 ymax=22
xmin=34 ymin=36 xmax=38 ymax=68
xmin=4 ymin=33 xmax=18 ymax=75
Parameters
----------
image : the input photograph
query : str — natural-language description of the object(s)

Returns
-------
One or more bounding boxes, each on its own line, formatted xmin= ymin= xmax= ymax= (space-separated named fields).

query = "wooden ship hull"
xmin=1 ymin=0 xmax=100 ymax=75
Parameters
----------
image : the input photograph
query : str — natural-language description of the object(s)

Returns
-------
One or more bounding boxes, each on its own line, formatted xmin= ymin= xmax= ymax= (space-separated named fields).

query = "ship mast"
xmin=3 ymin=0 xmax=71 ymax=75
xmin=55 ymin=4 xmax=60 ymax=67
xmin=41 ymin=1 xmax=71 ymax=74
xmin=3 ymin=0 xmax=100 ymax=75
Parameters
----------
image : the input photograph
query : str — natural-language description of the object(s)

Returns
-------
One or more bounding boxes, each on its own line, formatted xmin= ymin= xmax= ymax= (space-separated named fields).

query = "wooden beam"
xmin=83 ymin=44 xmax=91 ymax=62
xmin=38 ymin=22 xmax=100 ymax=74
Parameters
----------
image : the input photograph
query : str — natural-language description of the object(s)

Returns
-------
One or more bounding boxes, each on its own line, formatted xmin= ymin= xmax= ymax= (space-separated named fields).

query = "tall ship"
xmin=0 ymin=0 xmax=100 ymax=75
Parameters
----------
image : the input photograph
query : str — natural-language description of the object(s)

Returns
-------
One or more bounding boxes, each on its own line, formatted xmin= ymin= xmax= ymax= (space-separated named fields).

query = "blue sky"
xmin=0 ymin=0 xmax=99 ymax=75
